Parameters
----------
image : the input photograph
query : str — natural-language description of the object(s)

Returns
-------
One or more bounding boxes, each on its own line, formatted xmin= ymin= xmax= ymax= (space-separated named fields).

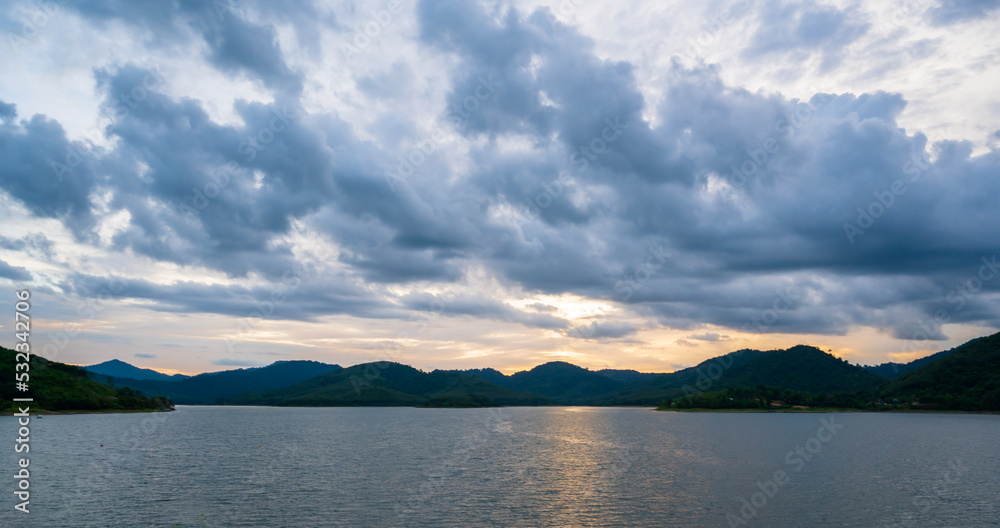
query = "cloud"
xmin=0 ymin=233 xmax=54 ymax=260
xmin=568 ymin=321 xmax=639 ymax=339
xmin=927 ymin=0 xmax=1000 ymax=25
xmin=0 ymin=259 xmax=31 ymax=281
xmin=201 ymin=10 xmax=305 ymax=97
xmin=65 ymin=0 xmax=326 ymax=98
xmin=398 ymin=292 xmax=570 ymax=330
xmin=689 ymin=332 xmax=728 ymax=342
xmin=0 ymin=100 xmax=100 ymax=239
xmin=134 ymin=353 xmax=157 ymax=359
xmin=744 ymin=1 xmax=870 ymax=71
xmin=0 ymin=0 xmax=998 ymax=363
xmin=67 ymin=272 xmax=395 ymax=322
xmin=210 ymin=358 xmax=265 ymax=367
xmin=0 ymin=101 xmax=15 ymax=121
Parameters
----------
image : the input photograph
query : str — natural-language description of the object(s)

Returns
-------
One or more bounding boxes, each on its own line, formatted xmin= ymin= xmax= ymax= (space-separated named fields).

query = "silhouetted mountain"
xmin=83 ymin=359 xmax=189 ymax=381
xmin=83 ymin=333 xmax=1000 ymax=410
xmin=863 ymin=342 xmax=968 ymax=378
xmin=596 ymin=368 xmax=661 ymax=384
xmin=456 ymin=367 xmax=508 ymax=386
xmin=99 ymin=360 xmax=341 ymax=405
xmin=605 ymin=346 xmax=886 ymax=405
xmin=458 ymin=361 xmax=626 ymax=403
xmin=228 ymin=362 xmax=550 ymax=407
xmin=881 ymin=333 xmax=1000 ymax=410
xmin=0 ymin=348 xmax=172 ymax=413
xmin=503 ymin=362 xmax=625 ymax=403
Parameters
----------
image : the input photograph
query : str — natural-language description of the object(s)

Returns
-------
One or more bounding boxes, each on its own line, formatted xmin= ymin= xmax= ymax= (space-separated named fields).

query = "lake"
xmin=3 ymin=406 xmax=999 ymax=527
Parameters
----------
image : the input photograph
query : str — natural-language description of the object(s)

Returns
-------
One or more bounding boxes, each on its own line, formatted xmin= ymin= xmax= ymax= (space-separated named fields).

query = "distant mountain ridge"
xmin=456 ymin=361 xmax=626 ymax=404
xmin=83 ymin=359 xmax=190 ymax=381
xmin=228 ymin=362 xmax=550 ymax=407
xmin=84 ymin=332 xmax=995 ymax=410
xmin=596 ymin=368 xmax=660 ymax=384
xmin=99 ymin=360 xmax=342 ymax=405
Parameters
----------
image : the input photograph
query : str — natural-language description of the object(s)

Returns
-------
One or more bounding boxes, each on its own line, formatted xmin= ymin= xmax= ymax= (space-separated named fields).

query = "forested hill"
xmin=99 ymin=360 xmax=342 ymax=405
xmin=226 ymin=362 xmax=550 ymax=407
xmin=862 ymin=344 xmax=966 ymax=378
xmin=457 ymin=361 xmax=626 ymax=404
xmin=0 ymin=347 xmax=172 ymax=413
xmin=603 ymin=345 xmax=886 ymax=405
xmin=880 ymin=333 xmax=1000 ymax=410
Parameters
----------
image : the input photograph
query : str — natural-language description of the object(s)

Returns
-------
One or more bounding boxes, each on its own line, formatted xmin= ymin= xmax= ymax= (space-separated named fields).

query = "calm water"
xmin=2 ymin=406 xmax=999 ymax=527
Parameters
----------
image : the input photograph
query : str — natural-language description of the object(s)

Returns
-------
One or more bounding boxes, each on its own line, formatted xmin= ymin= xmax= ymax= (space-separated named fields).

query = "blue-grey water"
xmin=2 ymin=406 xmax=999 ymax=527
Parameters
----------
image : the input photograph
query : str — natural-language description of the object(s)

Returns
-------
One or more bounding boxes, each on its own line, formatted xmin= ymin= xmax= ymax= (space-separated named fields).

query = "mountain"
xmin=457 ymin=361 xmax=626 ymax=404
xmin=863 ymin=344 xmax=966 ymax=378
xmin=228 ymin=362 xmax=550 ymax=407
xmin=881 ymin=333 xmax=1000 ymax=410
xmin=98 ymin=360 xmax=342 ymax=405
xmin=596 ymin=368 xmax=661 ymax=384
xmin=504 ymin=362 xmax=626 ymax=403
xmin=83 ymin=359 xmax=189 ymax=381
xmin=78 ymin=332 xmax=1000 ymax=410
xmin=605 ymin=345 xmax=887 ymax=405
xmin=0 ymin=347 xmax=173 ymax=413
xmin=456 ymin=367 xmax=508 ymax=386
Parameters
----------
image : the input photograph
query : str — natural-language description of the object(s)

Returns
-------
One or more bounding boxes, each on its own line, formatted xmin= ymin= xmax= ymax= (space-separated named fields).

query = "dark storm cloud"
xmin=0 ymin=101 xmax=16 ymax=121
xmin=0 ymin=259 xmax=32 ymax=281
xmin=418 ymin=0 xmax=677 ymax=185
xmin=67 ymin=0 xmax=314 ymax=98
xmin=93 ymin=61 xmax=469 ymax=283
xmin=67 ymin=272 xmax=396 ymax=322
xmin=201 ymin=10 xmax=305 ymax=96
xmin=413 ymin=0 xmax=1000 ymax=339
xmin=744 ymin=1 xmax=870 ymax=71
xmin=0 ymin=101 xmax=100 ymax=239
xmin=927 ymin=0 xmax=1000 ymax=25
xmin=1 ymin=0 xmax=998 ymax=345
xmin=92 ymin=65 xmax=305 ymax=277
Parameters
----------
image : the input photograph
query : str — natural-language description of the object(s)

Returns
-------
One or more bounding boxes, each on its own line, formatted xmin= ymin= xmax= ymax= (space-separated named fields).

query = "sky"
xmin=1 ymin=0 xmax=999 ymax=376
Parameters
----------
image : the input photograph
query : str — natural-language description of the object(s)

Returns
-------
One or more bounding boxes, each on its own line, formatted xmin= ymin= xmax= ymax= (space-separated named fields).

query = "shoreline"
xmin=1 ymin=408 xmax=173 ymax=416
xmin=6 ymin=404 xmax=997 ymax=415
xmin=99 ymin=404 xmax=1000 ymax=415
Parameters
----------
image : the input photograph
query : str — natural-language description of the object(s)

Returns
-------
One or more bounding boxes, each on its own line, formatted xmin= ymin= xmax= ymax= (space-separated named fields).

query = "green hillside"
xmin=606 ymin=346 xmax=885 ymax=405
xmin=0 ymin=347 xmax=173 ymax=413
xmin=863 ymin=345 xmax=962 ymax=378
xmin=881 ymin=333 xmax=1000 ymax=411
xmin=227 ymin=362 xmax=551 ymax=407
xmin=718 ymin=345 xmax=886 ymax=392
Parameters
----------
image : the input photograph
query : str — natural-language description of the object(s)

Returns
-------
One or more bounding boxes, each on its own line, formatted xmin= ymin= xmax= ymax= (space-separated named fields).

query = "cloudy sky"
xmin=1 ymin=0 xmax=999 ymax=375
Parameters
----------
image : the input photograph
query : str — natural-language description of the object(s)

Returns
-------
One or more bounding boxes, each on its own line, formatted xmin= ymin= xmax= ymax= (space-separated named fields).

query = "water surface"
xmin=2 ymin=407 xmax=998 ymax=527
